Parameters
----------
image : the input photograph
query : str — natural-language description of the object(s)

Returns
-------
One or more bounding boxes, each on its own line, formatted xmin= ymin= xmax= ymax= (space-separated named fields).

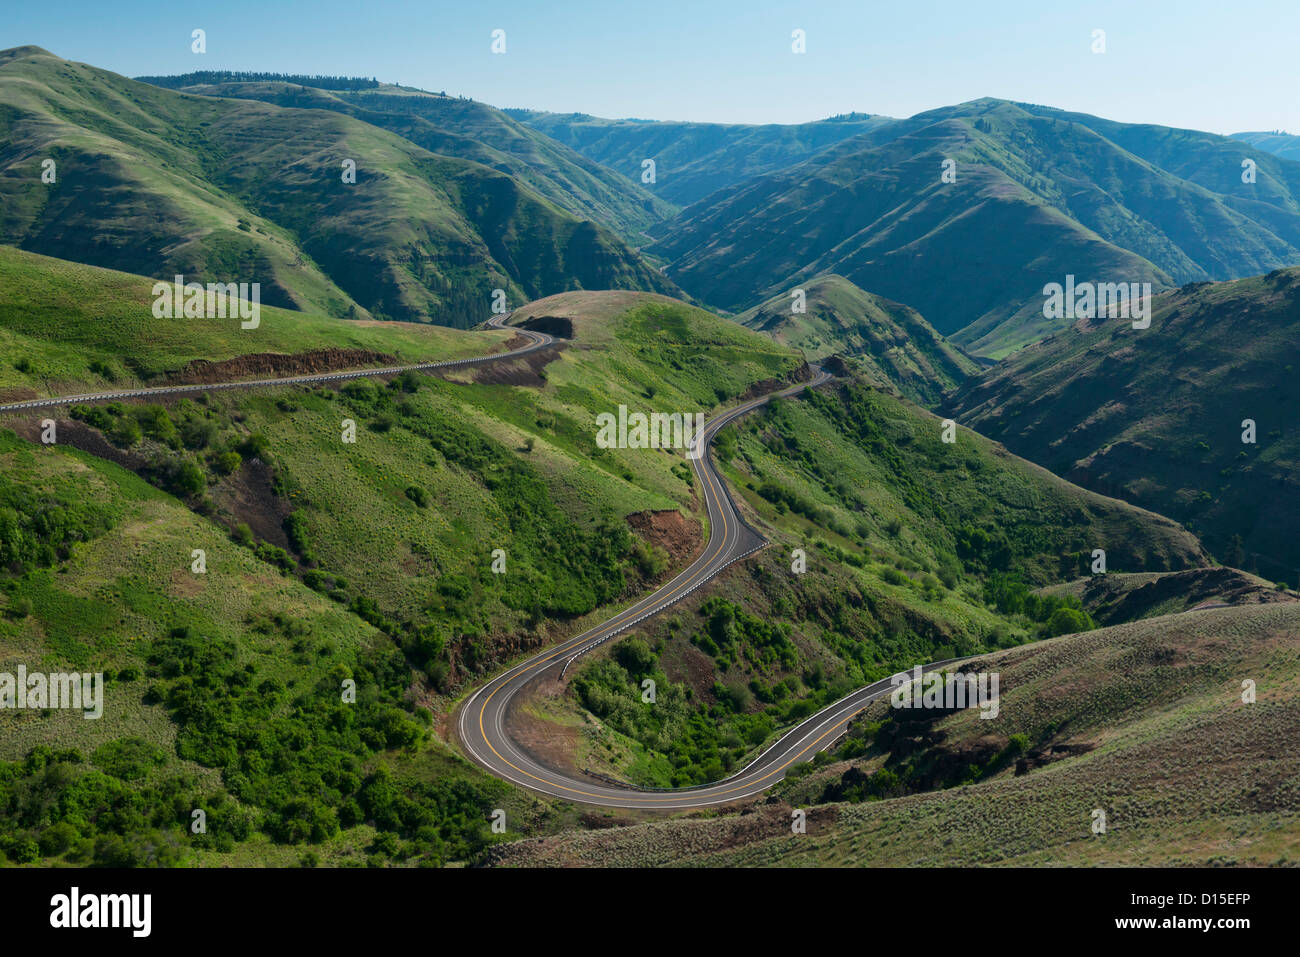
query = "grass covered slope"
xmin=945 ymin=267 xmax=1300 ymax=582
xmin=733 ymin=274 xmax=978 ymax=405
xmin=144 ymin=79 xmax=678 ymax=243
xmin=0 ymin=288 xmax=805 ymax=865
xmin=10 ymin=288 xmax=805 ymax=691
xmin=1039 ymin=568 xmax=1296 ymax=627
xmin=520 ymin=370 xmax=1208 ymax=788
xmin=650 ymin=98 xmax=1300 ymax=357
xmin=488 ymin=601 xmax=1300 ymax=867
xmin=0 ymin=428 xmax=526 ymax=867
xmin=0 ymin=46 xmax=676 ymax=328
xmin=0 ymin=246 xmax=503 ymax=400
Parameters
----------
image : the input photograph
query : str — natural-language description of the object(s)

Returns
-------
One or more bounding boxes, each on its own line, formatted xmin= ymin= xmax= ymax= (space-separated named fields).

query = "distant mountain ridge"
xmin=1232 ymin=130 xmax=1300 ymax=164
xmin=143 ymin=77 xmax=677 ymax=242
xmin=646 ymin=98 xmax=1300 ymax=357
xmin=0 ymin=46 xmax=677 ymax=327
xmin=509 ymin=109 xmax=896 ymax=206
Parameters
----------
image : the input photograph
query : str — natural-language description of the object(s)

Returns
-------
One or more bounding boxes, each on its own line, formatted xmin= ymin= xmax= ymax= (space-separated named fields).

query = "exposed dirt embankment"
xmin=516 ymin=315 xmax=574 ymax=339
xmin=627 ymin=509 xmax=701 ymax=567
xmin=209 ymin=458 xmax=292 ymax=548
xmin=463 ymin=340 xmax=562 ymax=388
xmin=167 ymin=348 xmax=397 ymax=384
xmin=739 ymin=360 xmax=813 ymax=401
xmin=10 ymin=418 xmax=148 ymax=472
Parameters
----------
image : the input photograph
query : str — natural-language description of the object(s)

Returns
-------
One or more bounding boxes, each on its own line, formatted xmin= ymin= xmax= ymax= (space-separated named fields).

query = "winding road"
xmin=455 ymin=353 xmax=960 ymax=809
xmin=0 ymin=312 xmax=551 ymax=414
xmin=0 ymin=310 xmax=956 ymax=811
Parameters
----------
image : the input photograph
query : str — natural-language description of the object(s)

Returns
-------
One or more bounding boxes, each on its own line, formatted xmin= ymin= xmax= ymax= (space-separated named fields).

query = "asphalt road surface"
xmin=456 ymin=361 xmax=968 ymax=809
xmin=0 ymin=311 xmax=551 ymax=414
xmin=0 ymin=311 xmax=959 ymax=810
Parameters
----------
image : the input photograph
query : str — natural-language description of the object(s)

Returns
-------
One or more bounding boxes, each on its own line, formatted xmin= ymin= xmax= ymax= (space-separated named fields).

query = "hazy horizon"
xmin=3 ymin=0 xmax=1298 ymax=136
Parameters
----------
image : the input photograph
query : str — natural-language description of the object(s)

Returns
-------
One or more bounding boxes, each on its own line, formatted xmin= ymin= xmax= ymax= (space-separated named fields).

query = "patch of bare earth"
xmin=9 ymin=418 xmax=149 ymax=472
xmin=167 ymin=348 xmax=397 ymax=384
xmin=739 ymin=360 xmax=813 ymax=400
xmin=627 ymin=509 xmax=701 ymax=567
xmin=168 ymin=567 xmax=204 ymax=599
xmin=503 ymin=673 xmax=582 ymax=777
xmin=209 ymin=458 xmax=291 ymax=547
xmin=459 ymin=341 xmax=562 ymax=388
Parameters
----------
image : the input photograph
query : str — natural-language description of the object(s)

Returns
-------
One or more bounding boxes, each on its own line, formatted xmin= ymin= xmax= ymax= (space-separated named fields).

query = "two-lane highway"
xmin=0 ymin=311 xmax=551 ymax=414
xmin=456 ymin=360 xmax=968 ymax=809
xmin=0 ymin=309 xmax=960 ymax=811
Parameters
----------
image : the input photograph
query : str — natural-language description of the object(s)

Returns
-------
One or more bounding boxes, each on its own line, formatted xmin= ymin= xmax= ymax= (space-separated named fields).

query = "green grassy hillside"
xmin=143 ymin=77 xmax=677 ymax=243
xmin=529 ymin=368 xmax=1208 ymax=788
xmin=945 ymin=267 xmax=1300 ymax=583
xmin=0 ymin=428 xmax=534 ymax=867
xmin=734 ymin=274 xmax=978 ymax=405
xmin=509 ymin=110 xmax=895 ymax=206
xmin=487 ymin=601 xmax=1300 ymax=867
xmin=650 ymin=99 xmax=1300 ymax=357
xmin=0 ymin=47 xmax=676 ymax=328
xmin=3 ymin=267 xmax=1219 ymax=863
xmin=1040 ymin=568 xmax=1295 ymax=627
xmin=0 ymin=246 xmax=503 ymax=400
xmin=0 ymin=282 xmax=807 ymax=865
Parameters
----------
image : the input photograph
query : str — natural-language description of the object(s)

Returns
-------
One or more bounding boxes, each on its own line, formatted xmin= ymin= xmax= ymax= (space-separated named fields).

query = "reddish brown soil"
xmin=9 ymin=417 xmax=148 ymax=472
xmin=739 ymin=360 xmax=813 ymax=400
xmin=167 ymin=348 xmax=396 ymax=384
xmin=209 ymin=458 xmax=291 ymax=547
xmin=504 ymin=676 xmax=583 ymax=778
xmin=462 ymin=341 xmax=562 ymax=388
xmin=627 ymin=509 xmax=702 ymax=567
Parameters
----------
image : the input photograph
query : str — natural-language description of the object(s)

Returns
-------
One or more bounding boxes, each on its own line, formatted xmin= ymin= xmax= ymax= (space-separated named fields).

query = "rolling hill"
xmin=137 ymin=75 xmax=677 ymax=243
xmin=0 ymin=46 xmax=677 ymax=328
xmin=484 ymin=600 xmax=1300 ymax=867
xmin=509 ymin=109 xmax=896 ymax=207
xmin=945 ymin=267 xmax=1300 ymax=582
xmin=4 ymin=46 xmax=1293 ymax=872
xmin=0 ymin=246 xmax=504 ymax=402
xmin=1231 ymin=131 xmax=1300 ymax=164
xmin=733 ymin=274 xmax=978 ymax=406
xmin=0 ymin=248 xmax=1222 ymax=863
xmin=648 ymin=98 xmax=1300 ymax=357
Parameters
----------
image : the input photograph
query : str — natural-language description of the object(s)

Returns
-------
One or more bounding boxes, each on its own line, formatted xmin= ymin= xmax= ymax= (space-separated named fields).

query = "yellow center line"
xmin=467 ymin=377 xmax=834 ymax=806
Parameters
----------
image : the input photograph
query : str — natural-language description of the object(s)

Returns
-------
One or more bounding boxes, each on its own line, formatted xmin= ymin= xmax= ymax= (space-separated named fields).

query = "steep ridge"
xmin=0 ymin=47 xmax=677 ymax=328
xmin=733 ymin=274 xmax=977 ymax=406
xmin=140 ymin=77 xmax=677 ymax=242
xmin=945 ymin=267 xmax=1300 ymax=581
xmin=1234 ymin=130 xmax=1300 ymax=164
xmin=510 ymin=109 xmax=895 ymax=206
xmin=650 ymin=98 xmax=1300 ymax=357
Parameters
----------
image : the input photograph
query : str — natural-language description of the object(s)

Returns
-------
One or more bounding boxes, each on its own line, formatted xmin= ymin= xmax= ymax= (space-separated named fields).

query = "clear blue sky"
xmin=3 ymin=0 xmax=1296 ymax=134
